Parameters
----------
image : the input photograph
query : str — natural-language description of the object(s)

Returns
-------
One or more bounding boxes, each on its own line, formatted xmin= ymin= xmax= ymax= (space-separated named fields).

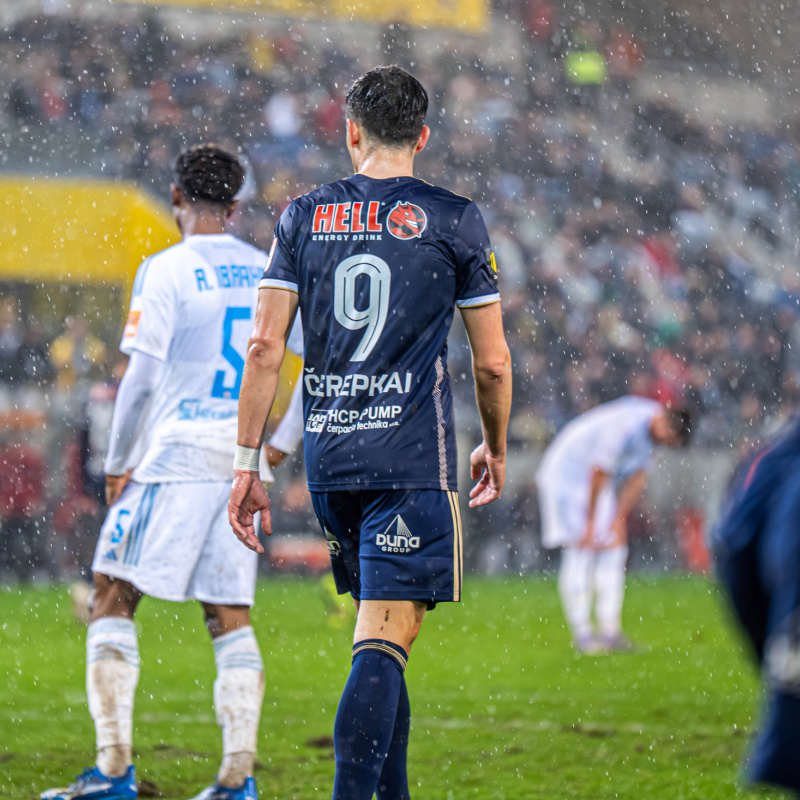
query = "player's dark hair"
xmin=346 ymin=65 xmax=428 ymax=148
xmin=667 ymin=407 xmax=693 ymax=446
xmin=173 ymin=144 xmax=245 ymax=207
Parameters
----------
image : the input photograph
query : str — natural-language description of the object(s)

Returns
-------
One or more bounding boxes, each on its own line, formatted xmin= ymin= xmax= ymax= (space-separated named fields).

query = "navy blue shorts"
xmin=310 ymin=489 xmax=463 ymax=608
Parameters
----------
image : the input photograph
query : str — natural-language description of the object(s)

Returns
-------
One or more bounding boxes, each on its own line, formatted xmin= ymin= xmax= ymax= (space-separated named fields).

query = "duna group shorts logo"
xmin=387 ymin=202 xmax=427 ymax=240
xmin=376 ymin=515 xmax=420 ymax=553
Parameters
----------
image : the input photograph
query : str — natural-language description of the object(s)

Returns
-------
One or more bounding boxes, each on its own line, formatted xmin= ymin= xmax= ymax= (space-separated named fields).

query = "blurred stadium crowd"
xmin=2 ymin=3 xmax=800 ymax=578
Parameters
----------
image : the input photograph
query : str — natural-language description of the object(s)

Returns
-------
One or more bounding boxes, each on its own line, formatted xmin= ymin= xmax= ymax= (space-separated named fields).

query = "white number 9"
xmin=334 ymin=255 xmax=391 ymax=362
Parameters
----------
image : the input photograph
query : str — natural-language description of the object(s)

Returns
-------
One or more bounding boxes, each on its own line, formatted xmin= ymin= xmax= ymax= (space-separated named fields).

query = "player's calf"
xmin=333 ymin=600 xmax=425 ymax=800
xmin=75 ymin=574 xmax=143 ymax=780
xmin=203 ymin=605 xmax=265 ymax=790
xmin=86 ymin=615 xmax=140 ymax=778
xmin=334 ymin=638 xmax=409 ymax=800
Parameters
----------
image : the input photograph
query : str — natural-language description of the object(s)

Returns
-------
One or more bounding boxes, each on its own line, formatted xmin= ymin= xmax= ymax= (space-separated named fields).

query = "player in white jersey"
xmin=41 ymin=146 xmax=304 ymax=800
xmin=536 ymin=396 xmax=691 ymax=652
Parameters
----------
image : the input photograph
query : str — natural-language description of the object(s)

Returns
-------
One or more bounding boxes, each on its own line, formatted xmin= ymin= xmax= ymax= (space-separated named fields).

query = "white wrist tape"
xmin=233 ymin=445 xmax=260 ymax=472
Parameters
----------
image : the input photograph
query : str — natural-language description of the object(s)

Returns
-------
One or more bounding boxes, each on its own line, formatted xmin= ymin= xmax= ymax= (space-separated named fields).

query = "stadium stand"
xmin=2 ymin=2 xmax=799 ymax=578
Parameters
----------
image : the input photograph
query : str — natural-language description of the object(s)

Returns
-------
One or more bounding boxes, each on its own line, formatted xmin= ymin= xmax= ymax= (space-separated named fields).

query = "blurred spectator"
xmin=0 ymin=433 xmax=46 ymax=581
xmin=564 ymin=23 xmax=606 ymax=109
xmin=605 ymin=24 xmax=645 ymax=98
xmin=0 ymin=297 xmax=24 ymax=384
xmin=48 ymin=316 xmax=106 ymax=393
xmin=524 ymin=0 xmax=558 ymax=47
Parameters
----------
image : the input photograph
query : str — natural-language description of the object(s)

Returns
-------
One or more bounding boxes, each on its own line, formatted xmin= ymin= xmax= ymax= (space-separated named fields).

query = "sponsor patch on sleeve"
xmin=123 ymin=310 xmax=141 ymax=339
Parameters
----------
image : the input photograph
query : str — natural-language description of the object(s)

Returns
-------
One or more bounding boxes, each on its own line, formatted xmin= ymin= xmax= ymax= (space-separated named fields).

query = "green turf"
xmin=0 ymin=575 xmax=789 ymax=800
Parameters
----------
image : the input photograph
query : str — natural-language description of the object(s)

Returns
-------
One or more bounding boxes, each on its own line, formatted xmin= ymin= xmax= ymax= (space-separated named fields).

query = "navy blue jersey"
xmin=714 ymin=420 xmax=800 ymax=662
xmin=714 ymin=418 xmax=800 ymax=793
xmin=260 ymin=174 xmax=500 ymax=492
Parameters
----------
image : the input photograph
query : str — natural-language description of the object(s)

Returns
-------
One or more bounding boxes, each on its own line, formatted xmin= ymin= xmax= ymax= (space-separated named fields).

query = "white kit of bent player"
xmin=93 ymin=233 xmax=304 ymax=605
xmin=536 ymin=395 xmax=661 ymax=549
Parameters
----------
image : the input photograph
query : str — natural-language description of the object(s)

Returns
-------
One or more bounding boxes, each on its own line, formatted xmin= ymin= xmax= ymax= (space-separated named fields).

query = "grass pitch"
xmin=0 ymin=575 xmax=790 ymax=799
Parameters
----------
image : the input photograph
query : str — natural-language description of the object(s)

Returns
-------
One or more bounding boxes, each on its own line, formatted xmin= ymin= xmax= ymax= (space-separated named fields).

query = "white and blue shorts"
xmin=92 ymin=480 xmax=257 ymax=606
xmin=536 ymin=471 xmax=617 ymax=549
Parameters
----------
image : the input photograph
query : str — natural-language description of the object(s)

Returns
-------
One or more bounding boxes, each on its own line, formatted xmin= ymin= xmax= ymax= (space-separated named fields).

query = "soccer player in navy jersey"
xmin=229 ymin=66 xmax=512 ymax=799
xmin=715 ymin=421 xmax=800 ymax=794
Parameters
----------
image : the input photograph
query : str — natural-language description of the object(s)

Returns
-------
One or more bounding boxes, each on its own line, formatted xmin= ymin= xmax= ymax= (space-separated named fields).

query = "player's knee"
xmin=202 ymin=602 xmax=221 ymax=635
xmin=203 ymin=603 xmax=251 ymax=638
xmin=90 ymin=573 xmax=140 ymax=621
xmin=354 ymin=600 xmax=425 ymax=653
xmin=406 ymin=601 xmax=426 ymax=649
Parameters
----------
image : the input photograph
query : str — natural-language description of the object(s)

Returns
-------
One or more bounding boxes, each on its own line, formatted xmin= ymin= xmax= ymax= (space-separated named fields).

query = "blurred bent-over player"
xmin=536 ymin=396 xmax=691 ymax=652
xmin=41 ymin=145 xmax=304 ymax=800
xmin=715 ymin=419 xmax=800 ymax=794
xmin=228 ymin=66 xmax=512 ymax=800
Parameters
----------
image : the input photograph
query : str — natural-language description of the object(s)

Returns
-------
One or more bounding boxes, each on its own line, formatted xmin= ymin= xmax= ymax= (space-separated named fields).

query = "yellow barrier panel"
xmin=0 ymin=177 xmax=178 ymax=296
xmin=107 ymin=0 xmax=488 ymax=31
xmin=0 ymin=176 xmax=300 ymax=419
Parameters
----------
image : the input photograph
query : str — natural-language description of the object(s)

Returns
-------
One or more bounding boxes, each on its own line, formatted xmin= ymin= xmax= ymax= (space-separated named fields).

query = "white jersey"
xmin=121 ymin=233 xmax=301 ymax=483
xmin=536 ymin=396 xmax=661 ymax=548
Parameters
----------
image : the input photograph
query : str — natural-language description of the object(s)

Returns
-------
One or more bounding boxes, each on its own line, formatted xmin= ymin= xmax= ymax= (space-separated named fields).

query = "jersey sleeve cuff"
xmin=118 ymin=341 xmax=167 ymax=362
xmin=104 ymin=457 xmax=128 ymax=476
xmin=259 ymin=278 xmax=299 ymax=292
xmin=456 ymin=293 xmax=501 ymax=309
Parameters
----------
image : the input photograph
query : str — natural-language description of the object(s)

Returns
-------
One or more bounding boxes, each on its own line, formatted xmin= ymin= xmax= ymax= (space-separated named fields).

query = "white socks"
xmin=213 ymin=626 xmax=265 ymax=788
xmin=86 ymin=619 xmax=264 ymax=786
xmin=86 ymin=618 xmax=140 ymax=777
xmin=594 ymin=546 xmax=628 ymax=637
xmin=559 ymin=546 xmax=628 ymax=639
xmin=558 ymin=547 xmax=594 ymax=639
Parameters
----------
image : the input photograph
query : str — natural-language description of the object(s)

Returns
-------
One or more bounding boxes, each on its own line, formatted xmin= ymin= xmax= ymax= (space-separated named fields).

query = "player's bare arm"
xmin=461 ymin=301 xmax=512 ymax=508
xmin=228 ymin=286 xmax=299 ymax=553
xmin=264 ymin=374 xmax=304 ymax=469
xmin=105 ymin=470 xmax=133 ymax=507
xmin=104 ymin=350 xmax=164 ymax=505
xmin=581 ymin=465 xmax=611 ymax=548
xmin=607 ymin=469 xmax=648 ymax=549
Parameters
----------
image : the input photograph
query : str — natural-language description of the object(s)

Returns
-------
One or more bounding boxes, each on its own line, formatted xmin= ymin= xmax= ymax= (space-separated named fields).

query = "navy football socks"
xmin=333 ymin=639 xmax=409 ymax=800
xmin=377 ymin=673 xmax=411 ymax=800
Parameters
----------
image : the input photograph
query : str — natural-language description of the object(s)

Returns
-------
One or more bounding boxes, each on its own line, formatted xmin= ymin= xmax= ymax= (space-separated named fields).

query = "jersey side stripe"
xmin=132 ymin=485 xmax=160 ymax=567
xmin=432 ymin=355 xmax=448 ymax=490
xmin=447 ymin=491 xmax=463 ymax=601
xmin=454 ymin=491 xmax=463 ymax=593
xmin=447 ymin=491 xmax=456 ymax=601
xmin=122 ymin=486 xmax=150 ymax=565
xmin=456 ymin=293 xmax=501 ymax=308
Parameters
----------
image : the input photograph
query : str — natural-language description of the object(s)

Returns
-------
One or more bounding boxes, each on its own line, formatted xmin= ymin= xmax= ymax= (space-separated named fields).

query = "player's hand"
xmin=468 ymin=442 xmax=505 ymax=507
xmin=605 ymin=515 xmax=628 ymax=549
xmin=266 ymin=445 xmax=288 ymax=469
xmin=105 ymin=470 xmax=132 ymax=506
xmin=228 ymin=470 xmax=271 ymax=554
xmin=578 ymin=520 xmax=595 ymax=550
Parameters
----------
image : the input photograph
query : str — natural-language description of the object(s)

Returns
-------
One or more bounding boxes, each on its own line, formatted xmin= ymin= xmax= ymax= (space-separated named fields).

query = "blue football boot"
xmin=187 ymin=777 xmax=257 ymax=800
xmin=41 ymin=766 xmax=137 ymax=800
